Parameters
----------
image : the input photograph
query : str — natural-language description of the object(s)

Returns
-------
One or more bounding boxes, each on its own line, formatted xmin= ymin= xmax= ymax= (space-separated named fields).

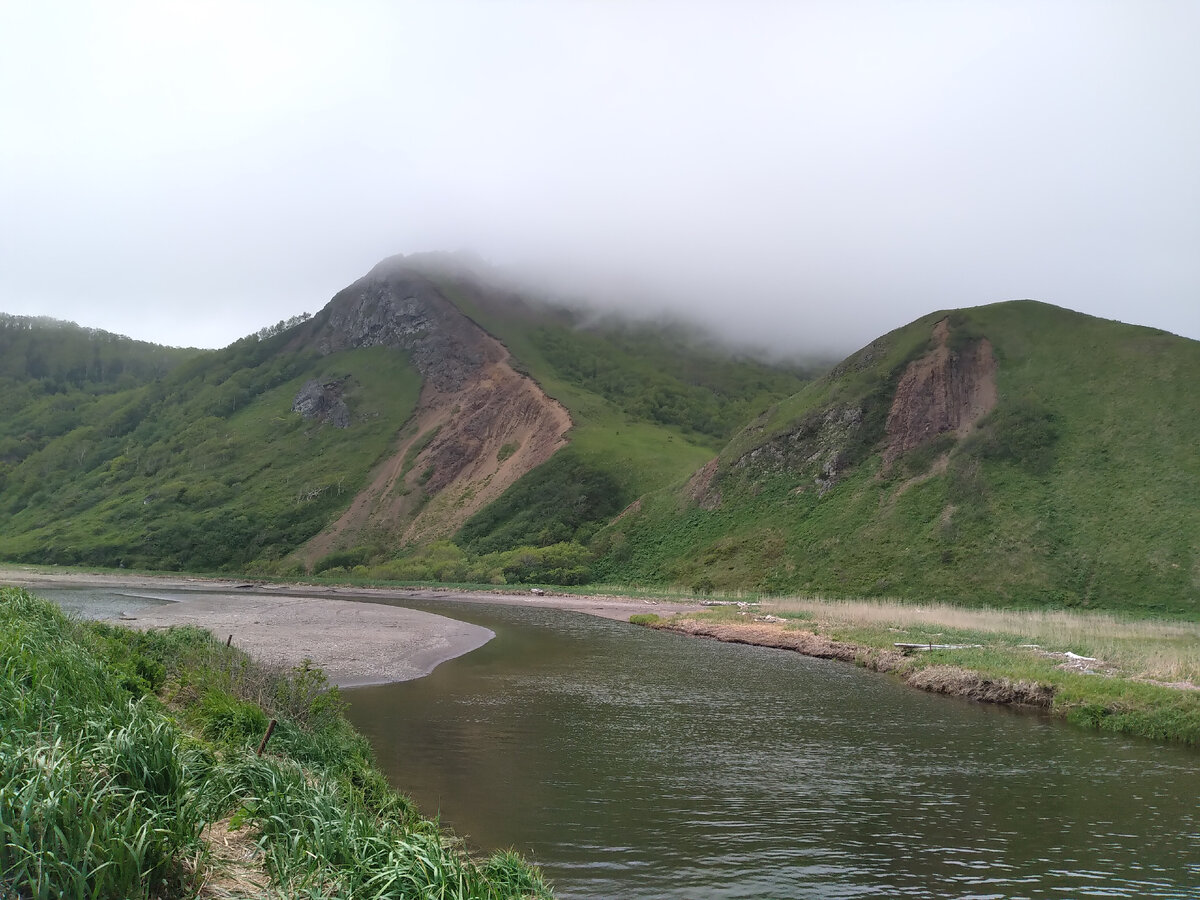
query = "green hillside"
xmin=0 ymin=260 xmax=815 ymax=572
xmin=423 ymin=263 xmax=817 ymax=549
xmin=0 ymin=314 xmax=198 ymax=388
xmin=0 ymin=323 xmax=422 ymax=570
xmin=595 ymin=301 xmax=1200 ymax=616
xmin=0 ymin=315 xmax=199 ymax=473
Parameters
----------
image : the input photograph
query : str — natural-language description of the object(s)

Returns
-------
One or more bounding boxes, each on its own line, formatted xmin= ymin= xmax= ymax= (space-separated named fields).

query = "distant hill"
xmin=0 ymin=257 xmax=814 ymax=575
xmin=0 ymin=315 xmax=203 ymax=518
xmin=6 ymin=267 xmax=1194 ymax=615
xmin=593 ymin=301 xmax=1200 ymax=615
xmin=0 ymin=314 xmax=199 ymax=388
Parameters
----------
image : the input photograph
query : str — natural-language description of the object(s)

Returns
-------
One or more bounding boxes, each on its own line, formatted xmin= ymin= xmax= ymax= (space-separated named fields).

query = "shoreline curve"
xmin=0 ymin=567 xmax=701 ymax=686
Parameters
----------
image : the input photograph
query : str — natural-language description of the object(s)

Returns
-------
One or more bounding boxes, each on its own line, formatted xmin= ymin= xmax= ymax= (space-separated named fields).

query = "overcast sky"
xmin=2 ymin=1 xmax=1197 ymax=354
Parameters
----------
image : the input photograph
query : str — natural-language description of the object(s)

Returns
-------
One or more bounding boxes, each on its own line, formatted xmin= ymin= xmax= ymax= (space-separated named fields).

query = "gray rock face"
xmin=312 ymin=257 xmax=496 ymax=392
xmin=293 ymin=378 xmax=350 ymax=428
xmin=734 ymin=403 xmax=866 ymax=495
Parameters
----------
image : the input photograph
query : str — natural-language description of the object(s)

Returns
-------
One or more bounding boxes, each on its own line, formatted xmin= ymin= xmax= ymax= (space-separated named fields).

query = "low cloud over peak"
xmin=1 ymin=2 xmax=1197 ymax=352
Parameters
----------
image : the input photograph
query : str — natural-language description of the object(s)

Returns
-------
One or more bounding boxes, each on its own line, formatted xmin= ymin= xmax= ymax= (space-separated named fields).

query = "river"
xmin=34 ymin=585 xmax=1200 ymax=898
xmin=345 ymin=598 xmax=1199 ymax=899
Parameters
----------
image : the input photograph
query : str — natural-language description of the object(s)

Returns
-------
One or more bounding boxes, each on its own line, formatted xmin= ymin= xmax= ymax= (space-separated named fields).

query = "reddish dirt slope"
xmin=883 ymin=318 xmax=997 ymax=466
xmin=300 ymin=334 xmax=571 ymax=563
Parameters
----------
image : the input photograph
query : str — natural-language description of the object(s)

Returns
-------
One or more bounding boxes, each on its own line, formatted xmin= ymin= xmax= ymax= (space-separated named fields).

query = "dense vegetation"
xmin=457 ymin=449 xmax=625 ymax=554
xmin=362 ymin=540 xmax=596 ymax=586
xmin=0 ymin=314 xmax=197 ymax=390
xmin=601 ymin=302 xmax=1200 ymax=615
xmin=1 ymin=269 xmax=816 ymax=577
xmin=0 ymin=316 xmax=422 ymax=571
xmin=0 ymin=315 xmax=198 ymax=487
xmin=527 ymin=318 xmax=812 ymax=441
xmin=0 ymin=586 xmax=551 ymax=898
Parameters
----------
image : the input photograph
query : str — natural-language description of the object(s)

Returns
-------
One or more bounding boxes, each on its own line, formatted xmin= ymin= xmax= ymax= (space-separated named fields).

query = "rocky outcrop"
xmin=301 ymin=345 xmax=573 ymax=557
xmin=882 ymin=318 xmax=997 ymax=466
xmin=731 ymin=403 xmax=868 ymax=496
xmin=302 ymin=255 xmax=501 ymax=392
xmin=685 ymin=458 xmax=723 ymax=509
xmin=292 ymin=378 xmax=350 ymax=428
xmin=718 ymin=318 xmax=997 ymax=496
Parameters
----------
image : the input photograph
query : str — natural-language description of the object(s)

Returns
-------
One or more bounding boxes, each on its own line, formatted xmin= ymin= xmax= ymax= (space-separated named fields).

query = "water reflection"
xmin=347 ymin=600 xmax=1200 ymax=900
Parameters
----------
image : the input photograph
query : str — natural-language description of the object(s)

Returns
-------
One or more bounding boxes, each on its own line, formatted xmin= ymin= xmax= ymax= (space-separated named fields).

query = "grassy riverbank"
xmin=0 ymin=586 xmax=551 ymax=899
xmin=634 ymin=598 xmax=1200 ymax=747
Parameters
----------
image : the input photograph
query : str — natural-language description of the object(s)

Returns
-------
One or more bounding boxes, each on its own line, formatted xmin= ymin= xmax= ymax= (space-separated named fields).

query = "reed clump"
xmin=0 ymin=586 xmax=552 ymax=899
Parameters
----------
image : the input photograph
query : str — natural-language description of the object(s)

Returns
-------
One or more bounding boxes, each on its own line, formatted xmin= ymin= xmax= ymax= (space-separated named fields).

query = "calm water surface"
xmin=346 ymin=599 xmax=1200 ymax=900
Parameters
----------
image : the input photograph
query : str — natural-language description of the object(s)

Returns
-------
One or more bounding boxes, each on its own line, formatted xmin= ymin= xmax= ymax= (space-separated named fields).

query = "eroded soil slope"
xmin=294 ymin=257 xmax=571 ymax=563
xmin=305 ymin=341 xmax=570 ymax=560
xmin=883 ymin=318 xmax=997 ymax=466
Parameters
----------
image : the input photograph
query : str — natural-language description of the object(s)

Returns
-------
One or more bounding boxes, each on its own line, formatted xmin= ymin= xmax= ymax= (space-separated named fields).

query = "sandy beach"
xmin=0 ymin=567 xmax=699 ymax=686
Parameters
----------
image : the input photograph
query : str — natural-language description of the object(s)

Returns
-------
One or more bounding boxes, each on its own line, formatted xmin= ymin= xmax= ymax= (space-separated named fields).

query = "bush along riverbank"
xmin=631 ymin=600 xmax=1200 ymax=748
xmin=0 ymin=587 xmax=551 ymax=899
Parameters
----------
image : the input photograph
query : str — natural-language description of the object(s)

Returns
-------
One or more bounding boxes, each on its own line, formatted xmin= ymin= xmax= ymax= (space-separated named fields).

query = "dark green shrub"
xmin=457 ymin=450 xmax=625 ymax=554
xmin=314 ymin=547 xmax=369 ymax=574
xmin=493 ymin=541 xmax=595 ymax=584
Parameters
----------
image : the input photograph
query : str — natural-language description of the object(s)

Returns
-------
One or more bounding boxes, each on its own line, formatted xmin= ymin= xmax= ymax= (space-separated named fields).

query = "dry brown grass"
xmin=761 ymin=596 xmax=1200 ymax=686
xmin=196 ymin=818 xmax=271 ymax=899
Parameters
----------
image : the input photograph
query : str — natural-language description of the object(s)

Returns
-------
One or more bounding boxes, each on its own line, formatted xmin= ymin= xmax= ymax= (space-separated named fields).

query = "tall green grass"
xmin=0 ymin=589 xmax=206 ymax=898
xmin=0 ymin=587 xmax=551 ymax=898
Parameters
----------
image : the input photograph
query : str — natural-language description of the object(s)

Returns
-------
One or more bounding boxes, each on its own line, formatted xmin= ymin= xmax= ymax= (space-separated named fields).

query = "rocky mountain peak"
xmin=305 ymin=261 xmax=499 ymax=392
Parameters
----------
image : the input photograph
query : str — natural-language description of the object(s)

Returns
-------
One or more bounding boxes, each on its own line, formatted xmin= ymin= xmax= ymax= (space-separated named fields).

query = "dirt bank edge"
xmin=650 ymin=618 xmax=1055 ymax=708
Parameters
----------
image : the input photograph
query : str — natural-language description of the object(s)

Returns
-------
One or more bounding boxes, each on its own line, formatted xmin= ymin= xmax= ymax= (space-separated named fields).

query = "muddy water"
xmin=346 ymin=599 xmax=1200 ymax=900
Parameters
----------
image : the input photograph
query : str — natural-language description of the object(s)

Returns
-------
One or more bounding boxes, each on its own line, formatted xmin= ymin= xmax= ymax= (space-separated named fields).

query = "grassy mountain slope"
xmin=0 ymin=323 xmax=422 ymax=570
xmin=0 ymin=315 xmax=200 ymax=473
xmin=420 ymin=261 xmax=817 ymax=550
xmin=596 ymin=301 xmax=1200 ymax=615
xmin=0 ymin=258 xmax=815 ymax=573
